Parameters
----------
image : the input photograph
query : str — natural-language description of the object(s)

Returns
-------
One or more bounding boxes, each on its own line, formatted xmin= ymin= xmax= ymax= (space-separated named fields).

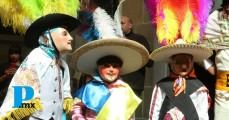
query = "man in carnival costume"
xmin=143 ymin=0 xmax=214 ymax=119
xmin=201 ymin=0 xmax=229 ymax=119
xmin=69 ymin=5 xmax=149 ymax=119
xmin=0 ymin=13 xmax=81 ymax=120
xmin=149 ymin=39 xmax=213 ymax=120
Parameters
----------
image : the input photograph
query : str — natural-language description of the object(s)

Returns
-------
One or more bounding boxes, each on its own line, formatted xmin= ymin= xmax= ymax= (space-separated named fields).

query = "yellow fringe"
xmin=63 ymin=98 xmax=73 ymax=114
xmin=0 ymin=99 xmax=42 ymax=120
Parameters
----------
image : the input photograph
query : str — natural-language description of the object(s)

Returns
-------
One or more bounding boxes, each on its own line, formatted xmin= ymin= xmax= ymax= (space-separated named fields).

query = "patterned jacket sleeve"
xmin=149 ymin=85 xmax=166 ymax=120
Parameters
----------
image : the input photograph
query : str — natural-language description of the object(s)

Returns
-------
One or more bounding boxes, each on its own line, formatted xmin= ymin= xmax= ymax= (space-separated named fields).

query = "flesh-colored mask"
xmin=98 ymin=63 xmax=120 ymax=83
xmin=51 ymin=28 xmax=73 ymax=54
xmin=170 ymin=53 xmax=193 ymax=77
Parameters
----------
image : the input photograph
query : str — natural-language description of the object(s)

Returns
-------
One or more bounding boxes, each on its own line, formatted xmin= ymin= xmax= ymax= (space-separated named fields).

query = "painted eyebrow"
xmin=62 ymin=30 xmax=68 ymax=34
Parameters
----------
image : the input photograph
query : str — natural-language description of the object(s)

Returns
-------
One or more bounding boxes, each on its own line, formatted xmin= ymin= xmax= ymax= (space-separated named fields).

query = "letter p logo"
xmin=12 ymin=86 xmax=34 ymax=108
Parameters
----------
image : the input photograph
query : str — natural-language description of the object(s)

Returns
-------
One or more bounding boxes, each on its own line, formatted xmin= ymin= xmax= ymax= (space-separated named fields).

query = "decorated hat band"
xmin=24 ymin=13 xmax=81 ymax=49
xmin=150 ymin=39 xmax=213 ymax=62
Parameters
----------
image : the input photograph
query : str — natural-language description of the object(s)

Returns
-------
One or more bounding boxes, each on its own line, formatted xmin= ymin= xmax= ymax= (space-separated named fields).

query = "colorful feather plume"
xmin=0 ymin=0 xmax=80 ymax=35
xmin=144 ymin=0 xmax=213 ymax=45
xmin=114 ymin=0 xmax=126 ymax=37
xmin=199 ymin=0 xmax=213 ymax=39
xmin=179 ymin=0 xmax=201 ymax=43
xmin=93 ymin=7 xmax=117 ymax=39
xmin=181 ymin=10 xmax=200 ymax=43
xmin=75 ymin=10 xmax=99 ymax=42
xmin=155 ymin=0 xmax=179 ymax=45
xmin=76 ymin=5 xmax=121 ymax=42
xmin=144 ymin=0 xmax=158 ymax=26
xmin=0 ymin=0 xmax=29 ymax=34
xmin=18 ymin=0 xmax=80 ymax=21
xmin=17 ymin=0 xmax=43 ymax=21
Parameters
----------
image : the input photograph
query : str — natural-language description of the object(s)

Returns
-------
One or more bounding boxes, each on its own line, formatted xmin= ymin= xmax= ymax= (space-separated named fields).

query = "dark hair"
xmin=221 ymin=0 xmax=229 ymax=7
xmin=96 ymin=55 xmax=123 ymax=67
xmin=8 ymin=44 xmax=22 ymax=54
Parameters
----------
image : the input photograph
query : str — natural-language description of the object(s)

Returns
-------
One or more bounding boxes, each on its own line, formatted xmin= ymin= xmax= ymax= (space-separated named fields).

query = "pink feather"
xmin=199 ymin=0 xmax=213 ymax=39
xmin=144 ymin=0 xmax=213 ymax=44
xmin=144 ymin=0 xmax=158 ymax=26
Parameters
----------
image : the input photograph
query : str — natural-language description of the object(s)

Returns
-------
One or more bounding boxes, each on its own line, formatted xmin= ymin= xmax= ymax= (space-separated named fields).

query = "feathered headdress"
xmin=69 ymin=1 xmax=149 ymax=77
xmin=93 ymin=7 xmax=118 ymax=39
xmin=0 ymin=0 xmax=80 ymax=34
xmin=144 ymin=0 xmax=213 ymax=46
xmin=76 ymin=0 xmax=125 ymax=42
xmin=0 ymin=0 xmax=28 ymax=34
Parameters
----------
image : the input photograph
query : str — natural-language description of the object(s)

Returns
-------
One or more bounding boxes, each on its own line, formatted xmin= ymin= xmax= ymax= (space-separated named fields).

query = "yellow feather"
xmin=0 ymin=0 xmax=28 ymax=34
xmin=156 ymin=9 xmax=179 ymax=44
xmin=181 ymin=11 xmax=200 ymax=43
xmin=1 ymin=0 xmax=80 ymax=35
xmin=18 ymin=0 xmax=44 ymax=21
xmin=43 ymin=0 xmax=79 ymax=17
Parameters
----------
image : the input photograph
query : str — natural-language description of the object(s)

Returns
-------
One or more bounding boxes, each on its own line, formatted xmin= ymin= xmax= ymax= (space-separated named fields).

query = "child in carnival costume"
xmin=70 ymin=39 xmax=148 ymax=119
xmin=0 ymin=13 xmax=81 ymax=120
xmin=69 ymin=5 xmax=149 ymax=120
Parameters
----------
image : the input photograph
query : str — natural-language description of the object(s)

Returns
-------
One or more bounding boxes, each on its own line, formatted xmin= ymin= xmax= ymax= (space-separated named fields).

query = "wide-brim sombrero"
xmin=24 ymin=13 xmax=81 ymax=49
xmin=69 ymin=38 xmax=149 ymax=75
xmin=150 ymin=43 xmax=213 ymax=62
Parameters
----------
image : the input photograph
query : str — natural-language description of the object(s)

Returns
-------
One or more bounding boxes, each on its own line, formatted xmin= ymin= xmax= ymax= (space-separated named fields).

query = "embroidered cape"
xmin=0 ymin=48 xmax=72 ymax=120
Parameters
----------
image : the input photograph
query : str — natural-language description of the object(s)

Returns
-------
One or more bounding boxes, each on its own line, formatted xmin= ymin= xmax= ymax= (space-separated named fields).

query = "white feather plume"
xmin=93 ymin=7 xmax=118 ymax=39
xmin=114 ymin=0 xmax=126 ymax=37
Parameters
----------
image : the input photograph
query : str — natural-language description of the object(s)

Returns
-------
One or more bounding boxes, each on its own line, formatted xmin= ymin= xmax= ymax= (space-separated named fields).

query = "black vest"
xmin=158 ymin=77 xmax=204 ymax=120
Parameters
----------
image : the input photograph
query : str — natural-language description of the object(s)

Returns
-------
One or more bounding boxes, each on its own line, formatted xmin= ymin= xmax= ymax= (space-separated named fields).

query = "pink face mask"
xmin=97 ymin=63 xmax=120 ymax=83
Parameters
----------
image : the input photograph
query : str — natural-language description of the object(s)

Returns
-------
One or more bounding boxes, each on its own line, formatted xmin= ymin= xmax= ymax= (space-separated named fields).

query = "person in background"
xmin=0 ymin=13 xmax=81 ymax=120
xmin=121 ymin=15 xmax=154 ymax=97
xmin=201 ymin=0 xmax=229 ymax=119
xmin=0 ymin=44 xmax=22 ymax=107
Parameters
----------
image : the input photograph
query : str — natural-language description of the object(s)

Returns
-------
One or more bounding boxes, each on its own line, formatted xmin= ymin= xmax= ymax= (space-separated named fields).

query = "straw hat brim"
xmin=150 ymin=44 xmax=213 ymax=62
xmin=24 ymin=13 xmax=81 ymax=49
xmin=69 ymin=38 xmax=149 ymax=75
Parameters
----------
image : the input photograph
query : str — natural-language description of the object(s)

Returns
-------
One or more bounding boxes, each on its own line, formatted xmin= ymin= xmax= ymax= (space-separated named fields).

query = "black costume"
xmin=0 ymin=63 xmax=19 ymax=106
xmin=121 ymin=30 xmax=154 ymax=97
